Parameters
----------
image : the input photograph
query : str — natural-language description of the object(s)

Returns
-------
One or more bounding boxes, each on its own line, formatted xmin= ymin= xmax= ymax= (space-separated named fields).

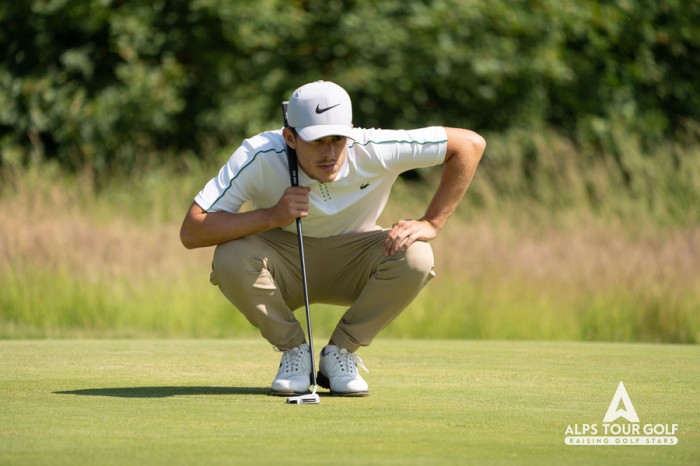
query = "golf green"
xmin=1 ymin=339 xmax=697 ymax=465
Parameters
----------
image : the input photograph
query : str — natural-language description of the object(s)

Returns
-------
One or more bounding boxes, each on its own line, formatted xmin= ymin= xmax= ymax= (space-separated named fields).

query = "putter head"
xmin=286 ymin=393 xmax=320 ymax=405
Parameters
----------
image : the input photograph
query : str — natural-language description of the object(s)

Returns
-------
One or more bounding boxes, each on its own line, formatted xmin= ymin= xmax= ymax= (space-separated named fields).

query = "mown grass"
xmin=1 ymin=129 xmax=699 ymax=342
xmin=0 ymin=339 xmax=698 ymax=466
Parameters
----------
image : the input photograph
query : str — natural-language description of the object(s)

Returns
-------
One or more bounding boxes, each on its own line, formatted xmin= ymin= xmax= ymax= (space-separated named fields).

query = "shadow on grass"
xmin=54 ymin=386 xmax=270 ymax=398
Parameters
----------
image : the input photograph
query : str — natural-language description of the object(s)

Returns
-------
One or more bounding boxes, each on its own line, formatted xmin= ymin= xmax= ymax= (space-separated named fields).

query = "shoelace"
xmin=332 ymin=348 xmax=369 ymax=374
xmin=274 ymin=346 xmax=308 ymax=375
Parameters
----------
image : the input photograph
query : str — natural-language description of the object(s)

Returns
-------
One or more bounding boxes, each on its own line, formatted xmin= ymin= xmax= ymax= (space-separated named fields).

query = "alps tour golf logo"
xmin=565 ymin=381 xmax=679 ymax=446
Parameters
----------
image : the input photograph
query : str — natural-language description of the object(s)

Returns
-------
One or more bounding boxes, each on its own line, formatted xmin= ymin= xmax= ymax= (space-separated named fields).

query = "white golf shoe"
xmin=318 ymin=345 xmax=369 ymax=397
xmin=271 ymin=343 xmax=312 ymax=396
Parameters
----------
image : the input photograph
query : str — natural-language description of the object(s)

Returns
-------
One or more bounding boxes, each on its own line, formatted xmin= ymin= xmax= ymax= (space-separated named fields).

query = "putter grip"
xmin=281 ymin=101 xmax=299 ymax=188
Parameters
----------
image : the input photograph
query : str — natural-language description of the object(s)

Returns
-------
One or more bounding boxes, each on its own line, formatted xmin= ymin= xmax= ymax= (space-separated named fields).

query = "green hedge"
xmin=1 ymin=0 xmax=698 ymax=175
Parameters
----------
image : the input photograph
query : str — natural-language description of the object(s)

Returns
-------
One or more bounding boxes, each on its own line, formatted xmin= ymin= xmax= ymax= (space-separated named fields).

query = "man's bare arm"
xmin=180 ymin=186 xmax=311 ymax=249
xmin=384 ymin=127 xmax=486 ymax=256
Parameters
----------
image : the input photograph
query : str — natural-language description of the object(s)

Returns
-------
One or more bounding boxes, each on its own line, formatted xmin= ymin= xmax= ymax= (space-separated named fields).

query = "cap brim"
xmin=296 ymin=125 xmax=355 ymax=142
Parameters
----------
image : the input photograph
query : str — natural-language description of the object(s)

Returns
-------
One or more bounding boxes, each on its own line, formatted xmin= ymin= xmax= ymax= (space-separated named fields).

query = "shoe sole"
xmin=270 ymin=390 xmax=310 ymax=397
xmin=316 ymin=371 xmax=369 ymax=397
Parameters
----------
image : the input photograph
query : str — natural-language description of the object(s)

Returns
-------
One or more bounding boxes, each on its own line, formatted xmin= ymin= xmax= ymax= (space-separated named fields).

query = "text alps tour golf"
xmin=564 ymin=423 xmax=679 ymax=445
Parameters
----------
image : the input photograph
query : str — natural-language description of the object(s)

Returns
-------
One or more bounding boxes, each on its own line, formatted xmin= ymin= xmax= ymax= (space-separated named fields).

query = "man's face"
xmin=284 ymin=129 xmax=348 ymax=183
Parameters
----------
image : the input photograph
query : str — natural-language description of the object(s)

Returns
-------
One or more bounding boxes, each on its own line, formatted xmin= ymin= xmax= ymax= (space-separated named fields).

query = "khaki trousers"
xmin=210 ymin=228 xmax=435 ymax=352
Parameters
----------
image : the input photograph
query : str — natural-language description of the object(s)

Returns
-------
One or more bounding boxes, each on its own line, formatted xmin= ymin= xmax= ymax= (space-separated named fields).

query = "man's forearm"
xmin=180 ymin=202 xmax=278 ymax=249
xmin=421 ymin=128 xmax=485 ymax=231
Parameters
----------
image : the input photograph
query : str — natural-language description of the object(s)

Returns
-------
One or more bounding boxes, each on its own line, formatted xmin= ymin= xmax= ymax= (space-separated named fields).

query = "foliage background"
xmin=2 ymin=0 xmax=699 ymax=174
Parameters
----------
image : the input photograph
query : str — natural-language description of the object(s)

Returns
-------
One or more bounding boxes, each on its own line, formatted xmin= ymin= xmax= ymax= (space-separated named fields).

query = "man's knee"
xmin=211 ymin=238 xmax=261 ymax=285
xmin=378 ymin=241 xmax=435 ymax=285
xmin=404 ymin=241 xmax=435 ymax=277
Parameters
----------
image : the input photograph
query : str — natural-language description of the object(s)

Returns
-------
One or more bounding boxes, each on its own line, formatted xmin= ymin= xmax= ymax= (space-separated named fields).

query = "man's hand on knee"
xmin=384 ymin=219 xmax=439 ymax=256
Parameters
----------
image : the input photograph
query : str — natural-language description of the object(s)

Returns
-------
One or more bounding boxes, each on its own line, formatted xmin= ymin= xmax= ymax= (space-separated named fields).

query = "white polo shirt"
xmin=194 ymin=126 xmax=448 ymax=238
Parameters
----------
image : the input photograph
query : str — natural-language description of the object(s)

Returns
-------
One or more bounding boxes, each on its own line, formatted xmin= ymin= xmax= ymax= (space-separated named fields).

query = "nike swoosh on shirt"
xmin=360 ymin=183 xmax=370 ymax=190
xmin=315 ymin=103 xmax=340 ymax=114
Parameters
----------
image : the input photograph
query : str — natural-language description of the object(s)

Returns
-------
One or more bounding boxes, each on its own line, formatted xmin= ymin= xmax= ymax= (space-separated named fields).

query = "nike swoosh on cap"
xmin=315 ymin=103 xmax=340 ymax=114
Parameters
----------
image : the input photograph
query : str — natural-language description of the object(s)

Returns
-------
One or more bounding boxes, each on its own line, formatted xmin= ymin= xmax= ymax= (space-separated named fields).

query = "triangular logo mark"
xmin=603 ymin=381 xmax=640 ymax=423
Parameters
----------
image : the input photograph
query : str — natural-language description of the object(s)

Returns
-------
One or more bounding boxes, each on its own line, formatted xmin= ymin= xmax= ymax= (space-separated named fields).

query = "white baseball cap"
xmin=286 ymin=81 xmax=355 ymax=141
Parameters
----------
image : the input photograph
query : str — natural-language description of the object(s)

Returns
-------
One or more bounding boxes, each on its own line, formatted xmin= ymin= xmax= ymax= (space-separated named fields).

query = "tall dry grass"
xmin=1 ymin=128 xmax=699 ymax=342
xmin=0 ymin=163 xmax=243 ymax=337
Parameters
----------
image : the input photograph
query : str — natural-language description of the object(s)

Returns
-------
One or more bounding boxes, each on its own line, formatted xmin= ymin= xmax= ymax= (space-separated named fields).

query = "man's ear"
xmin=282 ymin=127 xmax=298 ymax=149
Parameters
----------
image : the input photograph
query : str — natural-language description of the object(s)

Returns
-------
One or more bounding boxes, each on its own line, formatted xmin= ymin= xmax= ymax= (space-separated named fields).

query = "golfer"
xmin=180 ymin=81 xmax=485 ymax=397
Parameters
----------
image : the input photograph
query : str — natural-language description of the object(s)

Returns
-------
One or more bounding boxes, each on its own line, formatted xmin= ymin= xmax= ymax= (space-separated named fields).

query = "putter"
xmin=282 ymin=101 xmax=320 ymax=405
